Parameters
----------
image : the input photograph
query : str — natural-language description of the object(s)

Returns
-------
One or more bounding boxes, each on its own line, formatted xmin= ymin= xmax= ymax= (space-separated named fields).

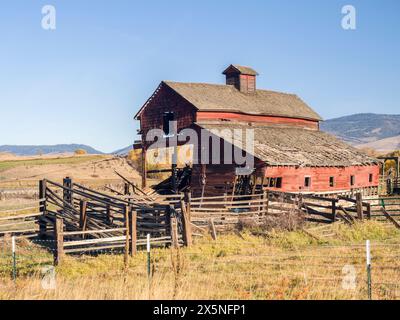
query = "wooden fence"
xmin=0 ymin=201 xmax=44 ymax=238
xmin=36 ymin=178 xmax=191 ymax=264
xmin=2 ymin=177 xmax=399 ymax=265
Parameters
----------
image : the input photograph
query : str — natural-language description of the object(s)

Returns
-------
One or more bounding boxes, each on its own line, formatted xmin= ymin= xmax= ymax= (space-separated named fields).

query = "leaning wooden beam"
xmin=382 ymin=208 xmax=400 ymax=230
xmin=114 ymin=170 xmax=147 ymax=196
xmin=336 ymin=211 xmax=353 ymax=225
xmin=209 ymin=219 xmax=217 ymax=241
xmin=339 ymin=206 xmax=356 ymax=223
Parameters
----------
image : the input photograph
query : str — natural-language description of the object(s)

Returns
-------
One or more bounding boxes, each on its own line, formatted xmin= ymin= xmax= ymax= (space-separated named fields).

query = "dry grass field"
xmin=0 ymin=154 xmax=141 ymax=188
xmin=0 ymin=221 xmax=399 ymax=300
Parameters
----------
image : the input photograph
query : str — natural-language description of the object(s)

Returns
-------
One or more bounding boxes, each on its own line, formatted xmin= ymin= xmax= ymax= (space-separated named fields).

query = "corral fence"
xmin=1 ymin=178 xmax=400 ymax=266
xmin=0 ymin=178 xmax=191 ymax=265
xmin=187 ymin=190 xmax=374 ymax=234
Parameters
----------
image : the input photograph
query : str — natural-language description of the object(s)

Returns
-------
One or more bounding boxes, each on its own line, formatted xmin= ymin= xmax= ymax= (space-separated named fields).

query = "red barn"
xmin=135 ymin=65 xmax=380 ymax=196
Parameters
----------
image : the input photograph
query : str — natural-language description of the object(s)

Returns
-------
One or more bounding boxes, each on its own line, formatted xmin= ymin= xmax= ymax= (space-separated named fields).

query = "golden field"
xmin=0 ymin=221 xmax=399 ymax=300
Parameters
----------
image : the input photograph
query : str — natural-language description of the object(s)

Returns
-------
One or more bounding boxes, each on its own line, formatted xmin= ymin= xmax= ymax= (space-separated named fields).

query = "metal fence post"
xmin=12 ymin=236 xmax=17 ymax=282
xmin=366 ymin=240 xmax=372 ymax=300
xmin=147 ymin=234 xmax=151 ymax=279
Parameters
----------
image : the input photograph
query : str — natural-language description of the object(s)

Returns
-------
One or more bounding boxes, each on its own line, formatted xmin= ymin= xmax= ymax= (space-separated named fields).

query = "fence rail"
xmin=1 ymin=177 xmax=400 ymax=266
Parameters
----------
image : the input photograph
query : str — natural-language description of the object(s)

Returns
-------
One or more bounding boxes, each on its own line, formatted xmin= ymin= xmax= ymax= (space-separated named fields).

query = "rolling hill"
xmin=0 ymin=144 xmax=104 ymax=156
xmin=320 ymin=113 xmax=400 ymax=152
xmin=112 ymin=145 xmax=133 ymax=155
xmin=320 ymin=113 xmax=400 ymax=145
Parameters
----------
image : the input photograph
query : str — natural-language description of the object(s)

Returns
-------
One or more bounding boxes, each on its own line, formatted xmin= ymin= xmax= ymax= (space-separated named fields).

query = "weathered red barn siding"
xmin=197 ymin=112 xmax=319 ymax=130
xmin=191 ymin=164 xmax=237 ymax=197
xmin=264 ymin=165 xmax=380 ymax=193
xmin=139 ymin=85 xmax=196 ymax=137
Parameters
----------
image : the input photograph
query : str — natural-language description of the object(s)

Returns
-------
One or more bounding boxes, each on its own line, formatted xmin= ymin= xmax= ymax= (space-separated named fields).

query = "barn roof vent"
xmin=222 ymin=64 xmax=259 ymax=94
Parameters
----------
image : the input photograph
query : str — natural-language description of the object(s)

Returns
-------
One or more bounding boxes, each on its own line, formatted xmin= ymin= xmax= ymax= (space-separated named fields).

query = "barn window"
xmin=350 ymin=175 xmax=355 ymax=186
xmin=304 ymin=177 xmax=311 ymax=188
xmin=266 ymin=177 xmax=282 ymax=188
xmin=329 ymin=176 xmax=335 ymax=187
xmin=163 ymin=112 xmax=175 ymax=135
xmin=369 ymin=174 xmax=373 ymax=183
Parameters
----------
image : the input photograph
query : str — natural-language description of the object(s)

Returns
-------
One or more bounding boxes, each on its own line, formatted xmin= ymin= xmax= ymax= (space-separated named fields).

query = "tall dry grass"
xmin=1 ymin=221 xmax=400 ymax=300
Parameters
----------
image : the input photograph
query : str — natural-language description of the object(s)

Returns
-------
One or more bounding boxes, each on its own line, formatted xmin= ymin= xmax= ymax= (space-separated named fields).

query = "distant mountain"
xmin=112 ymin=145 xmax=133 ymax=155
xmin=0 ymin=144 xmax=104 ymax=156
xmin=320 ymin=113 xmax=400 ymax=146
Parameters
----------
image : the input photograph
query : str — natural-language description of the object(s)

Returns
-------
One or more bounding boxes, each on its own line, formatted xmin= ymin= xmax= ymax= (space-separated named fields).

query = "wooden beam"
xmin=129 ymin=209 xmax=137 ymax=256
xmin=124 ymin=206 xmax=130 ymax=267
xmin=382 ymin=208 xmax=400 ymax=229
xmin=79 ymin=200 xmax=87 ymax=239
xmin=39 ymin=180 xmax=47 ymax=239
xmin=356 ymin=193 xmax=363 ymax=220
xmin=170 ymin=216 xmax=179 ymax=248
xmin=181 ymin=200 xmax=192 ymax=246
xmin=54 ymin=218 xmax=64 ymax=266
xmin=209 ymin=218 xmax=217 ymax=241
xmin=338 ymin=206 xmax=356 ymax=223
xmin=331 ymin=199 xmax=337 ymax=223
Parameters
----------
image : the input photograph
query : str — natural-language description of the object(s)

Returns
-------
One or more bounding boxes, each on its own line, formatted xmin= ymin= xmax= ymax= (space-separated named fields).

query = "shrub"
xmin=74 ymin=149 xmax=87 ymax=155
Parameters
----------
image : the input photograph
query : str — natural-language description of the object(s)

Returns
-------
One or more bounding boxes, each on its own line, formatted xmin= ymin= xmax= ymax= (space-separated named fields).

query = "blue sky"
xmin=0 ymin=0 xmax=399 ymax=152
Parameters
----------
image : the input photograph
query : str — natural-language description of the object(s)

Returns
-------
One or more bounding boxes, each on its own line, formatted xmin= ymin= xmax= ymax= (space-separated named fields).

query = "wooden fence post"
xmin=63 ymin=177 xmax=73 ymax=207
xmin=79 ymin=200 xmax=87 ymax=239
xmin=129 ymin=209 xmax=137 ymax=256
xmin=332 ymin=199 xmax=337 ymax=223
xmin=106 ymin=204 xmax=111 ymax=224
xmin=39 ymin=180 xmax=47 ymax=239
xmin=124 ymin=183 xmax=130 ymax=196
xmin=209 ymin=218 xmax=217 ymax=241
xmin=167 ymin=204 xmax=179 ymax=248
xmin=184 ymin=192 xmax=192 ymax=221
xmin=180 ymin=200 xmax=192 ymax=247
xmin=366 ymin=203 xmax=372 ymax=220
xmin=124 ymin=206 xmax=129 ymax=266
xmin=170 ymin=216 xmax=179 ymax=248
xmin=356 ymin=193 xmax=363 ymax=220
xmin=54 ymin=218 xmax=64 ymax=266
xmin=297 ymin=194 xmax=303 ymax=211
xmin=263 ymin=190 xmax=269 ymax=216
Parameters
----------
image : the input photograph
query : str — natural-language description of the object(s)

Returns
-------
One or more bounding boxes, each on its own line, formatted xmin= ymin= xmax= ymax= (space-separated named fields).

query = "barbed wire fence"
xmin=1 ymin=235 xmax=400 ymax=300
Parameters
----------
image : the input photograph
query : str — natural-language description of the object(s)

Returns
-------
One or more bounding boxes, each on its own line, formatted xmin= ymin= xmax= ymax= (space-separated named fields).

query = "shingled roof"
xmin=162 ymin=81 xmax=322 ymax=121
xmin=198 ymin=122 xmax=379 ymax=167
